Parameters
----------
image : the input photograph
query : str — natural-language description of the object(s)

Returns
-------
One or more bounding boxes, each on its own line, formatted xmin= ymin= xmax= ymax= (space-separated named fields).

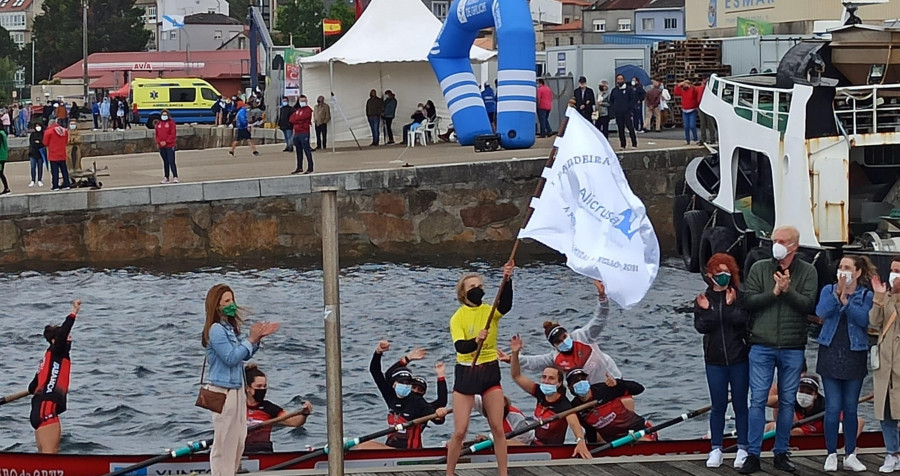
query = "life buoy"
xmin=428 ymin=0 xmax=536 ymax=149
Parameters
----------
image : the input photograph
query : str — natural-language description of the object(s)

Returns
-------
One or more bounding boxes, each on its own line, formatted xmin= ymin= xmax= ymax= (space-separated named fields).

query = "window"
xmin=642 ymin=18 xmax=654 ymax=30
xmin=564 ymin=17 xmax=570 ymax=23
xmin=169 ymin=88 xmax=196 ymax=103
xmin=146 ymin=5 xmax=157 ymax=22
xmin=664 ymin=17 xmax=678 ymax=29
xmin=555 ymin=37 xmax=559 ymax=46
xmin=431 ymin=1 xmax=448 ymax=19
xmin=618 ymin=19 xmax=631 ymax=31
xmin=12 ymin=0 xmax=24 ymax=6
xmin=10 ymin=31 xmax=23 ymax=46
xmin=214 ymin=30 xmax=222 ymax=40
xmin=569 ymin=37 xmax=574 ymax=45
xmin=201 ymin=88 xmax=218 ymax=101
xmin=592 ymin=19 xmax=606 ymax=32
xmin=169 ymin=31 xmax=177 ymax=40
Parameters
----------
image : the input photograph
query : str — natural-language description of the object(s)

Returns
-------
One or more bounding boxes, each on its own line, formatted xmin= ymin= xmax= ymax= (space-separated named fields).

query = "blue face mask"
xmin=557 ymin=336 xmax=573 ymax=353
xmin=539 ymin=383 xmax=558 ymax=396
xmin=395 ymin=383 xmax=412 ymax=398
xmin=573 ymin=380 xmax=591 ymax=397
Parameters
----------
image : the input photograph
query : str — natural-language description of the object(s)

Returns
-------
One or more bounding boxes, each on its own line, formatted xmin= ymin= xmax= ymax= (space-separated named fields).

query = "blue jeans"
xmin=159 ymin=147 xmax=177 ymax=179
xmin=293 ymin=133 xmax=313 ymax=171
xmin=748 ymin=345 xmax=805 ymax=456
xmin=368 ymin=116 xmax=380 ymax=144
xmin=706 ymin=362 xmax=750 ymax=450
xmin=40 ymin=148 xmax=48 ymax=171
xmin=683 ymin=110 xmax=698 ymax=142
xmin=537 ymin=109 xmax=551 ymax=136
xmin=882 ymin=419 xmax=900 ymax=454
xmin=281 ymin=128 xmax=293 ymax=150
xmin=29 ymin=157 xmax=43 ymax=182
xmin=633 ymin=104 xmax=644 ymax=131
xmin=821 ymin=376 xmax=864 ymax=454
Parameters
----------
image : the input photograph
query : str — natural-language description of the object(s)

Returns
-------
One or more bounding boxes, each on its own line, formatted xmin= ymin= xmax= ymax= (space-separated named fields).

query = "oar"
xmin=591 ymin=403 xmax=714 ymax=454
xmin=723 ymin=393 xmax=874 ymax=453
xmin=0 ymin=390 xmax=29 ymax=406
xmin=263 ymin=409 xmax=452 ymax=472
xmin=432 ymin=399 xmax=600 ymax=464
xmin=101 ymin=407 xmax=308 ymax=476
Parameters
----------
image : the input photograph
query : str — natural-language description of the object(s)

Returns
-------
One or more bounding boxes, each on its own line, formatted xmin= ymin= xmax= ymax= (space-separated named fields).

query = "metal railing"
xmin=834 ymin=84 xmax=900 ymax=136
xmin=708 ymin=75 xmax=793 ymax=134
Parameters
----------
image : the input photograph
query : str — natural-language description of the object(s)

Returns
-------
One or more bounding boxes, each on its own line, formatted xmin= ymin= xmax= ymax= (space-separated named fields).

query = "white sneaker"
xmin=172 ymin=177 xmax=179 ymax=183
xmin=734 ymin=449 xmax=748 ymax=469
xmin=161 ymin=178 xmax=169 ymax=184
xmin=28 ymin=181 xmax=34 ymax=187
xmin=706 ymin=448 xmax=723 ymax=468
xmin=844 ymin=453 xmax=867 ymax=472
xmin=880 ymin=454 xmax=899 ymax=473
xmin=825 ymin=453 xmax=838 ymax=471
xmin=37 ymin=181 xmax=43 ymax=187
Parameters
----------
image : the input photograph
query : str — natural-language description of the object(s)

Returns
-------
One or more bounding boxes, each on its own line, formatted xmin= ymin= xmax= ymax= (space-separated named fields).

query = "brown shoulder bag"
xmin=195 ymin=356 xmax=226 ymax=413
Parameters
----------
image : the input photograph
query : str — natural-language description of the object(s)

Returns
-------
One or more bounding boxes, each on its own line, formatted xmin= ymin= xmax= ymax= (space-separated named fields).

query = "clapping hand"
xmin=725 ymin=287 xmax=736 ymax=306
xmin=773 ymin=269 xmax=791 ymax=296
xmin=249 ymin=321 xmax=280 ymax=344
xmin=696 ymin=293 xmax=710 ymax=310
xmin=873 ymin=275 xmax=888 ymax=294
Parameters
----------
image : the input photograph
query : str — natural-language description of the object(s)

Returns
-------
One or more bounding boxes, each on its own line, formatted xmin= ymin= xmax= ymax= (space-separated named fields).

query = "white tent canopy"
xmin=298 ymin=0 xmax=497 ymax=144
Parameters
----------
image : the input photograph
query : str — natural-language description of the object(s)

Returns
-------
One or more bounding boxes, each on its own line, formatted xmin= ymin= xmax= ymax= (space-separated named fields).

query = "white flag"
xmin=161 ymin=15 xmax=185 ymax=32
xmin=518 ymin=107 xmax=660 ymax=308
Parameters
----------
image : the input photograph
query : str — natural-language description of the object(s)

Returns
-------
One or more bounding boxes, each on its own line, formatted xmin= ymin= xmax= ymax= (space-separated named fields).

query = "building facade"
xmin=686 ymin=0 xmax=899 ymax=38
xmin=136 ymin=0 xmax=230 ymax=51
xmin=582 ymin=0 xmax=653 ymax=44
xmin=634 ymin=0 xmax=685 ymax=38
xmin=541 ymin=0 xmax=590 ymax=49
xmin=0 ymin=0 xmax=43 ymax=48
xmin=159 ymin=13 xmax=244 ymax=52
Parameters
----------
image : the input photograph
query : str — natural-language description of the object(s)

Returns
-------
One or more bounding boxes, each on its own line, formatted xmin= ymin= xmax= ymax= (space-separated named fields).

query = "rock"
xmin=459 ymin=202 xmax=521 ymax=228
xmin=407 ymin=190 xmax=437 ymax=215
xmin=0 ymin=220 xmax=18 ymax=251
xmin=161 ymin=216 xmax=207 ymax=259
xmin=23 ymin=223 xmax=84 ymax=262
xmin=209 ymin=211 xmax=279 ymax=257
xmin=485 ymin=224 xmax=514 ymax=241
xmin=339 ymin=216 xmax=366 ymax=235
xmin=419 ymin=210 xmax=463 ymax=244
xmin=259 ymin=198 xmax=295 ymax=215
xmin=190 ymin=205 xmax=212 ymax=230
xmin=374 ymin=192 xmax=406 ymax=216
xmin=278 ymin=214 xmax=317 ymax=236
xmin=358 ymin=213 xmax=415 ymax=244
xmin=84 ymin=217 xmax=159 ymax=261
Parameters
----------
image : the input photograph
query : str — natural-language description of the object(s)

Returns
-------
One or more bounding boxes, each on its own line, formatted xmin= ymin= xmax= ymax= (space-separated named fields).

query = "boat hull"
xmin=0 ymin=432 xmax=885 ymax=476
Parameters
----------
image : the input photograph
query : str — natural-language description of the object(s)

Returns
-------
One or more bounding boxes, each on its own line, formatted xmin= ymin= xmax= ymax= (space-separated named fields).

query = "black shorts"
xmin=236 ymin=129 xmax=252 ymax=141
xmin=453 ymin=360 xmax=502 ymax=396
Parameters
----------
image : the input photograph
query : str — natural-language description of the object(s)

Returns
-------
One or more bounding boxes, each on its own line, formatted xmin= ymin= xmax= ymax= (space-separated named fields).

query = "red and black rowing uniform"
xmin=28 ymin=313 xmax=76 ymax=430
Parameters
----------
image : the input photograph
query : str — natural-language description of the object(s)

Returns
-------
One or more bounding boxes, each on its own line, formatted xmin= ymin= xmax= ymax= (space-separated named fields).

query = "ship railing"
xmin=707 ymin=75 xmax=793 ymax=134
xmin=834 ymin=84 xmax=900 ymax=136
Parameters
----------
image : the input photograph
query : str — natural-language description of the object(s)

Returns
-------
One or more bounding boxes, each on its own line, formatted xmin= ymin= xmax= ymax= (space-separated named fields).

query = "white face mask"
xmin=160 ymin=115 xmax=169 ymax=121
xmin=890 ymin=272 xmax=900 ymax=288
xmin=772 ymin=243 xmax=789 ymax=260
xmin=796 ymin=392 xmax=814 ymax=408
xmin=299 ymin=101 xmax=307 ymax=107
xmin=69 ymin=124 xmax=77 ymax=130
xmin=837 ymin=270 xmax=853 ymax=284
xmin=631 ymin=80 xmax=637 ymax=86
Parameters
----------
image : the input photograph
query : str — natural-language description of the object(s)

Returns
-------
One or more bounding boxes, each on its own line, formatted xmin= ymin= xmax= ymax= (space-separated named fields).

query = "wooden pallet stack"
xmin=651 ymin=39 xmax=733 ymax=127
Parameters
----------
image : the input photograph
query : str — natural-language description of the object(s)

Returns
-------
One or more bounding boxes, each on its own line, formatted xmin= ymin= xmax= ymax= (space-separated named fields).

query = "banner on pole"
xmin=323 ymin=19 xmax=342 ymax=36
xmin=518 ymin=107 xmax=660 ymax=308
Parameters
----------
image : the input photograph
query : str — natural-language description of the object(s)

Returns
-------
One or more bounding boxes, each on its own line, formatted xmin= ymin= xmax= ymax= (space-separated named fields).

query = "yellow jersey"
xmin=449 ymin=304 xmax=504 ymax=365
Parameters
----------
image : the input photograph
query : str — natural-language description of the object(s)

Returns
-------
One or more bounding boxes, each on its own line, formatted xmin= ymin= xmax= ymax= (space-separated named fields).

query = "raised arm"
xmin=432 ymin=362 xmax=448 ymax=408
xmin=570 ymin=281 xmax=610 ymax=343
xmin=369 ymin=347 xmax=394 ymax=405
xmin=509 ymin=335 xmax=535 ymax=392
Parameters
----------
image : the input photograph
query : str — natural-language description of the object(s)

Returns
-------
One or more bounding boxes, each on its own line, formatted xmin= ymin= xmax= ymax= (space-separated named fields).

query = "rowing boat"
xmin=0 ymin=432 xmax=885 ymax=475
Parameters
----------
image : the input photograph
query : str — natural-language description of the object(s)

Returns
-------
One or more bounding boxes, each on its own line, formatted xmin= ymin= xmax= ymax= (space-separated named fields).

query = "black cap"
xmin=578 ymin=76 xmax=587 ymax=84
xmin=412 ymin=376 xmax=428 ymax=392
xmin=565 ymin=369 xmax=589 ymax=386
xmin=547 ymin=325 xmax=567 ymax=344
xmin=799 ymin=376 xmax=820 ymax=391
xmin=391 ymin=368 xmax=413 ymax=384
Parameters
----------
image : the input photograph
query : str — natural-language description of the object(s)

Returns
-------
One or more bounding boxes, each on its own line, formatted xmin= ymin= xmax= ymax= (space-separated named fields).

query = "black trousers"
xmin=595 ymin=116 xmax=610 ymax=138
xmin=383 ymin=117 xmax=394 ymax=142
xmin=315 ymin=123 xmax=327 ymax=149
xmin=615 ymin=113 xmax=637 ymax=148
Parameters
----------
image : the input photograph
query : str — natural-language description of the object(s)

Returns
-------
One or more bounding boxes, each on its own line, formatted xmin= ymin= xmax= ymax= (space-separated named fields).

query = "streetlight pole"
xmin=82 ymin=0 xmax=89 ymax=105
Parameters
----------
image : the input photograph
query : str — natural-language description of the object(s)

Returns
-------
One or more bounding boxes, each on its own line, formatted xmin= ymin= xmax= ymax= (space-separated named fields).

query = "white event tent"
xmin=299 ymin=0 xmax=496 ymax=144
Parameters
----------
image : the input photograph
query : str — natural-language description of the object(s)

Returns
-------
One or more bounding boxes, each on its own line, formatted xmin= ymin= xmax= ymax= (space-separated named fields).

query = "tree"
xmin=228 ymin=0 xmax=250 ymax=23
xmin=275 ymin=0 xmax=326 ymax=48
xmin=324 ymin=1 xmax=355 ymax=48
xmin=31 ymin=0 xmax=150 ymax=82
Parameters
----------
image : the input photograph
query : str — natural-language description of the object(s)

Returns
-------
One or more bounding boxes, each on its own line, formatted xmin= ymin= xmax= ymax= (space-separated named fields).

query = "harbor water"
xmin=0 ymin=258 xmax=873 ymax=454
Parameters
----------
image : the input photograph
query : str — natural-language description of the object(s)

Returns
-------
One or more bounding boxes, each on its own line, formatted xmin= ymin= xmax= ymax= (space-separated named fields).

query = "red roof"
xmin=545 ymin=20 xmax=583 ymax=31
xmin=54 ymin=50 xmax=254 ymax=89
xmin=0 ymin=0 xmax=34 ymax=12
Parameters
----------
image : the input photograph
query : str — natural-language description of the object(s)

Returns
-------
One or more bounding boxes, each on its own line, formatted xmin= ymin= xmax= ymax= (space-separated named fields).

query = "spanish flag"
xmin=323 ymin=19 xmax=342 ymax=36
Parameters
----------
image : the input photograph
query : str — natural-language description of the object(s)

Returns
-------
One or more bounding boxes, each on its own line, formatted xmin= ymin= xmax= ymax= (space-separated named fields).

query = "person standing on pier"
xmin=155 ymin=109 xmax=179 ymax=184
xmin=314 ymin=96 xmax=331 ymax=150
xmin=277 ymin=98 xmax=294 ymax=153
xmin=739 ymin=225 xmax=818 ymax=474
xmin=382 ymin=90 xmax=397 ymax=145
xmin=28 ymin=122 xmax=44 ymax=188
xmin=366 ymin=89 xmax=384 ymax=147
xmin=870 ymin=257 xmax=900 ymax=473
xmin=608 ymin=74 xmax=638 ymax=151
xmin=28 ymin=299 xmax=81 ymax=453
xmin=574 ymin=76 xmax=594 ymax=123
xmin=229 ymin=104 xmax=260 ymax=158
xmin=44 ymin=119 xmax=71 ymax=190
xmin=693 ymin=253 xmax=750 ymax=469
xmin=445 ymin=262 xmax=515 ymax=476
xmin=201 ymin=284 xmax=280 ymax=476
xmin=0 ymin=125 xmax=9 ymax=194
xmin=674 ymin=80 xmax=700 ymax=145
xmin=289 ymin=96 xmax=314 ymax=175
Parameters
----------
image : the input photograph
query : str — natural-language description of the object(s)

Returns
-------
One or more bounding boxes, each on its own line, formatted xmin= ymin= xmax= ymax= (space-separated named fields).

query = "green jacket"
xmin=743 ymin=256 xmax=818 ymax=349
xmin=0 ymin=130 xmax=8 ymax=162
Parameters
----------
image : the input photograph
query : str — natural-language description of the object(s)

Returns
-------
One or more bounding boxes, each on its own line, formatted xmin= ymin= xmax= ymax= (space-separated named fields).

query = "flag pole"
xmin=469 ymin=99 xmax=577 ymax=366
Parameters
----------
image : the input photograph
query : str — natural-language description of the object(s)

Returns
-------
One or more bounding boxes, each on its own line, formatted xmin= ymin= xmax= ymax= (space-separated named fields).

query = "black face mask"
xmin=466 ymin=287 xmax=485 ymax=306
xmin=252 ymin=388 xmax=267 ymax=402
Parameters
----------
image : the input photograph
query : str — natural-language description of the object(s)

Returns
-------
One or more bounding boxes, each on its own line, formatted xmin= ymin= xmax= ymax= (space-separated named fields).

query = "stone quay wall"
xmin=5 ymin=126 xmax=283 ymax=163
xmin=0 ymin=149 xmax=694 ymax=268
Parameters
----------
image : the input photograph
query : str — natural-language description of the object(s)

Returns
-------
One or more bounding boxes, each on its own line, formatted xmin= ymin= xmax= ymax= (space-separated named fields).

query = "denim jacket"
xmin=815 ymin=284 xmax=873 ymax=352
xmin=206 ymin=321 xmax=258 ymax=389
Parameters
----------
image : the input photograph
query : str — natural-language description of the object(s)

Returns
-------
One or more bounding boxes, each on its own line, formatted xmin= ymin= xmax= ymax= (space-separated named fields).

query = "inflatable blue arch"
xmin=428 ymin=0 xmax=536 ymax=149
